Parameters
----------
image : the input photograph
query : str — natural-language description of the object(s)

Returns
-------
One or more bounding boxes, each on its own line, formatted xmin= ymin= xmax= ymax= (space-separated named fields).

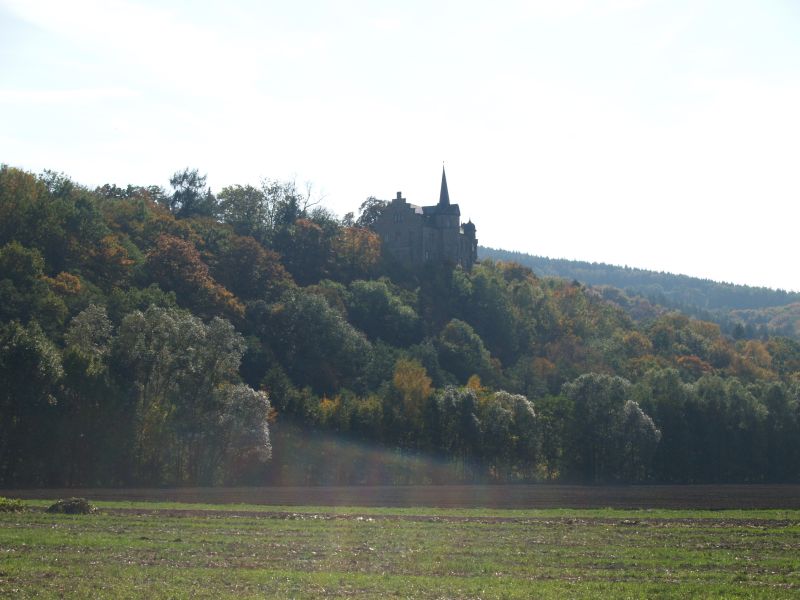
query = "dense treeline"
xmin=1 ymin=165 xmax=799 ymax=487
xmin=480 ymin=247 xmax=800 ymax=340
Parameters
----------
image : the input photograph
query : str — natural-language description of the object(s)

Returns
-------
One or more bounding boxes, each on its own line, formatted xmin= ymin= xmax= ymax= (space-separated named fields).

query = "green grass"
xmin=2 ymin=499 xmax=800 ymax=598
xmin=18 ymin=498 xmax=800 ymax=520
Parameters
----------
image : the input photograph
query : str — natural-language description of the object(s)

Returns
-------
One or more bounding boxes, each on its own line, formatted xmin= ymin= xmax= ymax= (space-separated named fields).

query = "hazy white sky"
xmin=2 ymin=0 xmax=799 ymax=290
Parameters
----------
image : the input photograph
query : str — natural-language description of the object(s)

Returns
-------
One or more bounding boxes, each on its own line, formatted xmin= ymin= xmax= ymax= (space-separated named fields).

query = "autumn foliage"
xmin=1 ymin=164 xmax=800 ymax=486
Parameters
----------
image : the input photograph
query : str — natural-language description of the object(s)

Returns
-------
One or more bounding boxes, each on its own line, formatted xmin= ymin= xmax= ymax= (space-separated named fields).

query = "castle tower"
xmin=462 ymin=219 xmax=478 ymax=267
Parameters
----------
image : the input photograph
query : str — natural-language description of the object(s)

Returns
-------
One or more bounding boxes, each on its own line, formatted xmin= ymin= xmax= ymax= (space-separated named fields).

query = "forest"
xmin=480 ymin=247 xmax=800 ymax=340
xmin=1 ymin=165 xmax=800 ymax=487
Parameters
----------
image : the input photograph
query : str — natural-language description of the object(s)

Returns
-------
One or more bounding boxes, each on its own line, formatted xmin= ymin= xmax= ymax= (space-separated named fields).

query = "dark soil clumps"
xmin=46 ymin=497 xmax=97 ymax=515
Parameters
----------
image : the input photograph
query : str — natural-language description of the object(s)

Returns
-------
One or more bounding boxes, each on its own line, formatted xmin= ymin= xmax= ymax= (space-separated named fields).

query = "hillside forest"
xmin=2 ymin=165 xmax=800 ymax=487
xmin=480 ymin=247 xmax=800 ymax=340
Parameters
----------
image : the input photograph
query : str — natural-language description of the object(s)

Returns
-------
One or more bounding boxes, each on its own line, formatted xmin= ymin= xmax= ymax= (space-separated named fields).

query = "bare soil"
xmin=5 ymin=483 xmax=800 ymax=509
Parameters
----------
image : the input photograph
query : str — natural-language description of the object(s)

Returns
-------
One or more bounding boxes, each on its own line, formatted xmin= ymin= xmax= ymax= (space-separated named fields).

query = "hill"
xmin=479 ymin=246 xmax=800 ymax=339
xmin=2 ymin=165 xmax=800 ymax=489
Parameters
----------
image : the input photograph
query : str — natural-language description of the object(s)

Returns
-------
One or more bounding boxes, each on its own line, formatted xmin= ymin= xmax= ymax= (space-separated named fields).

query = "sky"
xmin=2 ymin=0 xmax=799 ymax=291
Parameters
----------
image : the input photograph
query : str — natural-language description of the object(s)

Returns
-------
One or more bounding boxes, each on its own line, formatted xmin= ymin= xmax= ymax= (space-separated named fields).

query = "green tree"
xmin=274 ymin=217 xmax=336 ymax=286
xmin=59 ymin=305 xmax=128 ymax=485
xmin=683 ymin=376 xmax=768 ymax=482
xmin=217 ymin=184 xmax=270 ymax=242
xmin=762 ymin=382 xmax=800 ymax=481
xmin=0 ymin=241 xmax=68 ymax=334
xmin=431 ymin=386 xmax=483 ymax=469
xmin=632 ymin=368 xmax=691 ymax=482
xmin=167 ymin=168 xmax=217 ymax=218
xmin=264 ymin=289 xmax=372 ymax=396
xmin=459 ymin=262 xmax=522 ymax=364
xmin=354 ymin=196 xmax=386 ymax=229
xmin=563 ymin=373 xmax=659 ymax=482
xmin=437 ymin=319 xmax=496 ymax=385
xmin=0 ymin=320 xmax=63 ymax=485
xmin=479 ymin=391 xmax=539 ymax=479
xmin=347 ymin=279 xmax=422 ymax=346
xmin=113 ymin=307 xmax=266 ymax=484
xmin=619 ymin=399 xmax=662 ymax=481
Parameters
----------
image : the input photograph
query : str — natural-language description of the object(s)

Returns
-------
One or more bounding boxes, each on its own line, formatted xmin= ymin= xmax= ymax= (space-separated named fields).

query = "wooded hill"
xmin=480 ymin=246 xmax=800 ymax=340
xmin=1 ymin=165 xmax=799 ymax=488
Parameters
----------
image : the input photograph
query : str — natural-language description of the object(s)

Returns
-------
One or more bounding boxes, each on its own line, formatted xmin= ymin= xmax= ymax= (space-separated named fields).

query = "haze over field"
xmin=2 ymin=0 xmax=799 ymax=290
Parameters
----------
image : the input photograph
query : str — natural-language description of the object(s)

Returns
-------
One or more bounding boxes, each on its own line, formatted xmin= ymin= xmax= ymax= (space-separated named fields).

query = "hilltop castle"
xmin=373 ymin=168 xmax=478 ymax=270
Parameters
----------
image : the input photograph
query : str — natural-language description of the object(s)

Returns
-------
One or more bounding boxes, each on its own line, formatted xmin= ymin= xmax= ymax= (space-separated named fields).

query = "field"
xmin=3 ymin=486 xmax=800 ymax=598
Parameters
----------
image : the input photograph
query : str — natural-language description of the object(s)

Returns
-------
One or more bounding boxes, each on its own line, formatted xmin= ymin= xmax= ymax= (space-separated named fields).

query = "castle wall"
xmin=374 ymin=194 xmax=425 ymax=266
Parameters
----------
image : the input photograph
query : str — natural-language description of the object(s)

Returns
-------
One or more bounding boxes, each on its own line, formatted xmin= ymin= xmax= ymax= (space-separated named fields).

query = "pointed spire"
xmin=439 ymin=165 xmax=450 ymax=206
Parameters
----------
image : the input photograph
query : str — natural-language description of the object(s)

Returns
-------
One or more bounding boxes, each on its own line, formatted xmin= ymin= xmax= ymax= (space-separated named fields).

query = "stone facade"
xmin=373 ymin=169 xmax=478 ymax=270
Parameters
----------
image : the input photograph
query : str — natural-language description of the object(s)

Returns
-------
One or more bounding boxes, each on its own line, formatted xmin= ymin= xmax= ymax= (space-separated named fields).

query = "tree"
xmin=391 ymin=358 xmax=433 ymax=431
xmin=355 ymin=196 xmax=386 ymax=229
xmin=59 ymin=305 xmax=127 ymax=486
xmin=215 ymin=384 xmax=272 ymax=483
xmin=264 ymin=289 xmax=372 ymax=396
xmin=217 ymin=184 xmax=270 ymax=242
xmin=0 ymin=241 xmax=68 ymax=334
xmin=762 ymin=382 xmax=800 ymax=481
xmin=437 ymin=319 xmax=496 ymax=385
xmin=146 ymin=234 xmax=244 ymax=318
xmin=64 ymin=304 xmax=113 ymax=364
xmin=480 ymin=398 xmax=515 ymax=474
xmin=563 ymin=373 xmax=659 ymax=482
xmin=211 ymin=234 xmax=292 ymax=302
xmin=535 ymin=393 xmax=572 ymax=479
xmin=332 ymin=226 xmax=382 ymax=281
xmin=87 ymin=234 xmax=137 ymax=289
xmin=255 ymin=177 xmax=322 ymax=247
xmin=0 ymin=320 xmax=63 ymax=485
xmin=686 ymin=375 xmax=767 ymax=482
xmin=168 ymin=168 xmax=217 ymax=218
xmin=478 ymin=391 xmax=539 ymax=479
xmin=431 ymin=386 xmax=483 ymax=469
xmin=347 ymin=279 xmax=422 ymax=347
xmin=112 ymin=307 xmax=266 ymax=484
xmin=619 ymin=400 xmax=661 ymax=481
xmin=632 ymin=368 xmax=691 ymax=482
xmin=459 ymin=262 xmax=523 ymax=364
xmin=0 ymin=166 xmax=46 ymax=249
xmin=274 ymin=218 xmax=333 ymax=285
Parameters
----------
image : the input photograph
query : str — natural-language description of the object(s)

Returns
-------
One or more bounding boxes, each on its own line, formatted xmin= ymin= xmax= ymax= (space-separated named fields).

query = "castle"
xmin=373 ymin=168 xmax=478 ymax=270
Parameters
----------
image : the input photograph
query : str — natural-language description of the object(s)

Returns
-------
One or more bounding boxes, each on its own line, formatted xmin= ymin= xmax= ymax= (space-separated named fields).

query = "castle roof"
xmin=439 ymin=166 xmax=450 ymax=206
xmin=419 ymin=166 xmax=460 ymax=215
